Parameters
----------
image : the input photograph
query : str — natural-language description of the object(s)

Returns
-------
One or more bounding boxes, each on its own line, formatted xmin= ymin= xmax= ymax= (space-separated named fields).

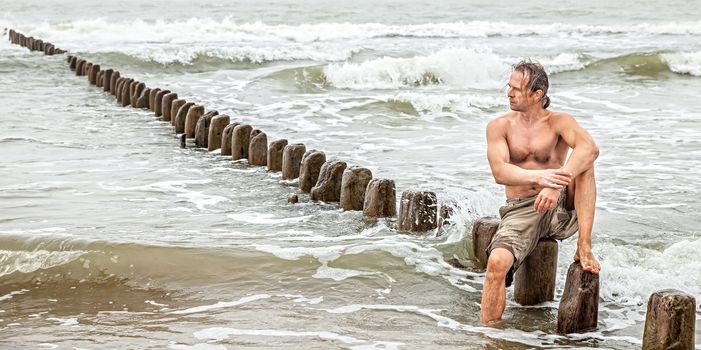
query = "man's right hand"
xmin=533 ymin=169 xmax=572 ymax=189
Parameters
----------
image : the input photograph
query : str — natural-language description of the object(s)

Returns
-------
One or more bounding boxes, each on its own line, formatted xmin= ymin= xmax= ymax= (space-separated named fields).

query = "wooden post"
xmin=102 ymin=69 xmax=113 ymax=92
xmin=109 ymin=71 xmax=120 ymax=94
xmin=267 ymin=139 xmax=288 ymax=172
xmin=471 ymin=217 xmax=500 ymax=269
xmin=642 ymin=289 xmax=696 ymax=350
xmin=136 ymin=88 xmax=150 ymax=109
xmin=557 ymin=262 xmax=600 ymax=334
xmin=88 ymin=64 xmax=100 ymax=85
xmin=398 ymin=191 xmax=438 ymax=232
xmin=207 ymin=115 xmax=230 ymax=151
xmin=514 ymin=239 xmax=558 ymax=305
xmin=248 ymin=130 xmax=267 ymax=166
xmin=363 ymin=179 xmax=396 ymax=218
xmin=232 ymin=124 xmax=253 ymax=161
xmin=340 ymin=167 xmax=372 ymax=211
xmin=282 ymin=144 xmax=306 ymax=180
xmin=154 ymin=90 xmax=171 ymax=117
xmin=195 ymin=111 xmax=218 ymax=148
xmin=221 ymin=123 xmax=240 ymax=157
xmin=149 ymin=88 xmax=161 ymax=112
xmin=171 ymin=99 xmax=188 ymax=131
xmin=288 ymin=194 xmax=299 ymax=204
xmin=161 ymin=92 xmax=178 ymax=122
xmin=438 ymin=202 xmax=456 ymax=228
xmin=130 ymin=82 xmax=145 ymax=108
xmin=298 ymin=150 xmax=326 ymax=193
xmin=184 ymin=105 xmax=204 ymax=138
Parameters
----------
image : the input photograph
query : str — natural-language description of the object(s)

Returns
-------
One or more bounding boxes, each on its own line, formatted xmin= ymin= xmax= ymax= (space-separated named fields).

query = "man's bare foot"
xmin=574 ymin=247 xmax=601 ymax=274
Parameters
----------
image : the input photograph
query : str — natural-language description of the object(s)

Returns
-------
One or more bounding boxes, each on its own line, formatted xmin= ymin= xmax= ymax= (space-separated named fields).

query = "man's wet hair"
xmin=513 ymin=59 xmax=550 ymax=109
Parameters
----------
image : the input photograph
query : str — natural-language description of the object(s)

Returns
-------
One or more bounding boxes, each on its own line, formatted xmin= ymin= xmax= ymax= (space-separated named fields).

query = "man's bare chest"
xmin=505 ymin=127 xmax=561 ymax=164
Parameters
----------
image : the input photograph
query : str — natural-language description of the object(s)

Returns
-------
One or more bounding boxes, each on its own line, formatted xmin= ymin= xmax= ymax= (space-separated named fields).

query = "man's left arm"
xmin=556 ymin=114 xmax=600 ymax=177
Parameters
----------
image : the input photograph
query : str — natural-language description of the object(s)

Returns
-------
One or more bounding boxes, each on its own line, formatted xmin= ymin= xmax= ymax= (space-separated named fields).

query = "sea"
xmin=1 ymin=0 xmax=700 ymax=348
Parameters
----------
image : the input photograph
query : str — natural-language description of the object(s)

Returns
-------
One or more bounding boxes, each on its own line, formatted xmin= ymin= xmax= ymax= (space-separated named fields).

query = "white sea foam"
xmin=0 ymin=250 xmax=85 ymax=277
xmin=324 ymin=47 xmax=509 ymax=90
xmin=98 ymin=179 xmax=228 ymax=210
xmin=381 ymin=92 xmax=504 ymax=114
xmin=21 ymin=18 xmax=701 ymax=45
xmin=662 ymin=50 xmax=701 ymax=76
xmin=193 ymin=326 xmax=403 ymax=349
xmin=171 ymin=294 xmax=271 ymax=315
xmin=228 ymin=212 xmax=313 ymax=225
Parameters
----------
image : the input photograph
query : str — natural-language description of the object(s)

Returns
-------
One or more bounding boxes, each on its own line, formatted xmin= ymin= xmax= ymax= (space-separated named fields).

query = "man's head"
xmin=507 ymin=59 xmax=550 ymax=112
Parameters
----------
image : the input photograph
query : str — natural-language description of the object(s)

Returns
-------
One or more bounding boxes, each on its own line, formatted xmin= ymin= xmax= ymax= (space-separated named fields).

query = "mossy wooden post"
xmin=221 ymin=123 xmax=239 ymax=157
xmin=438 ymin=202 xmax=456 ymax=228
xmin=208 ymin=115 xmax=230 ymax=151
xmin=514 ymin=239 xmax=558 ymax=305
xmin=363 ymin=179 xmax=396 ymax=218
xmin=398 ymin=191 xmax=438 ymax=232
xmin=161 ymin=92 xmax=178 ymax=122
xmin=248 ymin=130 xmax=267 ymax=166
xmin=267 ymin=139 xmax=288 ymax=172
xmin=471 ymin=217 xmax=500 ymax=269
xmin=184 ymin=105 xmax=205 ymax=138
xmin=195 ymin=111 xmax=218 ymax=148
xmin=340 ymin=167 xmax=372 ymax=211
xmin=557 ymin=262 xmax=600 ymax=334
xmin=298 ymin=150 xmax=326 ymax=193
xmin=282 ymin=144 xmax=306 ymax=180
xmin=311 ymin=161 xmax=347 ymax=202
xmin=232 ymin=124 xmax=253 ymax=161
xmin=642 ymin=289 xmax=696 ymax=350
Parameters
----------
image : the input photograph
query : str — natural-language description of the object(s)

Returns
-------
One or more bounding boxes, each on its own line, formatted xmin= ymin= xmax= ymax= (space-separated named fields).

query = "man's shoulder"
xmin=548 ymin=110 xmax=576 ymax=123
xmin=487 ymin=112 xmax=516 ymax=129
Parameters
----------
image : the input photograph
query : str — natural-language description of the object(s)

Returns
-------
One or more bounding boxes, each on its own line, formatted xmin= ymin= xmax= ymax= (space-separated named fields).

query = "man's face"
xmin=506 ymin=71 xmax=538 ymax=111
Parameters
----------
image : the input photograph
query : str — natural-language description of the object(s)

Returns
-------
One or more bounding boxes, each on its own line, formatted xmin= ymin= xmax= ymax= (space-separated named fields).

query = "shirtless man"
xmin=481 ymin=60 xmax=601 ymax=326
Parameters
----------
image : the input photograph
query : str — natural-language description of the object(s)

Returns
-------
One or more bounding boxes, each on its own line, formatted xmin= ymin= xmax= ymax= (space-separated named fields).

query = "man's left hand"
xmin=534 ymin=187 xmax=560 ymax=213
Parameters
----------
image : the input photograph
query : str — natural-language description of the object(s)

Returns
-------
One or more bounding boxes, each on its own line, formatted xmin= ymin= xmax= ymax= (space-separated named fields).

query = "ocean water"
xmin=1 ymin=0 xmax=700 ymax=348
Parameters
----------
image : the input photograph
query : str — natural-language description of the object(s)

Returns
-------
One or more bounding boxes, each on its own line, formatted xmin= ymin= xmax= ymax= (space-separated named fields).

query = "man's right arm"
xmin=486 ymin=118 xmax=570 ymax=189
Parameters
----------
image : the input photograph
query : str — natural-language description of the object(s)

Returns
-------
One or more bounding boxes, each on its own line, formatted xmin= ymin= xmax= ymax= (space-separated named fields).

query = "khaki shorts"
xmin=487 ymin=188 xmax=578 ymax=287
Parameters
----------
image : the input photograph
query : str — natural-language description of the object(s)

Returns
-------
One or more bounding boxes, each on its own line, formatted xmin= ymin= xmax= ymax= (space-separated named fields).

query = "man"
xmin=481 ymin=59 xmax=601 ymax=326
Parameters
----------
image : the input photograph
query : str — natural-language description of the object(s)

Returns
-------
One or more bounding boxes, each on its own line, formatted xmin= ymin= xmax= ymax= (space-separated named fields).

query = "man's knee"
xmin=486 ymin=248 xmax=514 ymax=279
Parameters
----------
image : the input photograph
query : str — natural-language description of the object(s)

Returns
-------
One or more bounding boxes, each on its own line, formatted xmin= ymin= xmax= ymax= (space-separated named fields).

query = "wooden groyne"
xmin=7 ymin=29 xmax=697 ymax=343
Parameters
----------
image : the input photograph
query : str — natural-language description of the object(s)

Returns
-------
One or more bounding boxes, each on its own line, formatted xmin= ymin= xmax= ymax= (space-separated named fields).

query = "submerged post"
xmin=298 ymin=150 xmax=326 ymax=193
xmin=642 ymin=289 xmax=696 ymax=350
xmin=248 ymin=130 xmax=268 ymax=166
xmin=363 ymin=179 xmax=396 ymax=219
xmin=340 ymin=166 xmax=373 ymax=211
xmin=221 ymin=123 xmax=240 ymax=157
xmin=232 ymin=124 xmax=253 ymax=161
xmin=471 ymin=217 xmax=500 ymax=269
xmin=514 ymin=239 xmax=558 ymax=305
xmin=311 ymin=161 xmax=347 ymax=202
xmin=267 ymin=139 xmax=288 ymax=172
xmin=281 ymin=143 xmax=306 ymax=180
xmin=184 ymin=105 xmax=205 ymax=138
xmin=398 ymin=191 xmax=438 ymax=232
xmin=557 ymin=262 xmax=600 ymax=334
xmin=208 ymin=115 xmax=230 ymax=151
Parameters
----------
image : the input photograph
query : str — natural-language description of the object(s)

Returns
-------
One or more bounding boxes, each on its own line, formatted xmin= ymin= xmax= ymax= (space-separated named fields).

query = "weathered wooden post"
xmin=288 ymin=194 xmax=299 ymax=204
xmin=149 ymin=88 xmax=161 ymax=112
xmin=311 ymin=161 xmax=347 ymax=202
xmin=171 ymin=99 xmax=187 ymax=129
xmin=154 ymin=90 xmax=171 ymax=118
xmin=195 ymin=111 xmax=218 ymax=148
xmin=267 ymin=139 xmax=288 ymax=172
xmin=96 ymin=70 xmax=104 ymax=87
xmin=208 ymin=115 xmax=230 ymax=151
xmin=75 ymin=59 xmax=85 ymax=76
xmin=340 ymin=167 xmax=372 ymax=211
xmin=471 ymin=217 xmax=500 ymax=269
xmin=184 ymin=105 xmax=205 ymax=138
xmin=557 ymin=262 xmax=600 ymax=334
xmin=88 ymin=64 xmax=100 ymax=85
xmin=282 ymin=144 xmax=306 ymax=180
xmin=248 ymin=130 xmax=267 ymax=166
xmin=136 ymin=88 xmax=150 ymax=108
xmin=161 ymin=92 xmax=178 ymax=122
xmin=232 ymin=124 xmax=253 ymax=160
xmin=120 ymin=79 xmax=134 ymax=106
xmin=69 ymin=56 xmax=77 ymax=71
xmin=175 ymin=102 xmax=194 ymax=134
xmin=102 ymin=69 xmax=113 ymax=92
xmin=114 ymin=77 xmax=124 ymax=99
xmin=398 ymin=191 xmax=438 ymax=232
xmin=642 ymin=289 xmax=696 ymax=349
xmin=110 ymin=71 xmax=120 ymax=94
xmin=298 ymin=150 xmax=326 ymax=193
xmin=221 ymin=123 xmax=240 ymax=157
xmin=85 ymin=63 xmax=93 ymax=81
xmin=363 ymin=179 xmax=396 ymax=218
xmin=130 ymin=82 xmax=145 ymax=108
xmin=437 ymin=202 xmax=456 ymax=228
xmin=514 ymin=239 xmax=558 ymax=305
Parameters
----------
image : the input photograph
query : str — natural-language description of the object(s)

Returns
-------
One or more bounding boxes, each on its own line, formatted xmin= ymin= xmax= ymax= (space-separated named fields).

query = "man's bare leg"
xmin=481 ymin=248 xmax=514 ymax=325
xmin=567 ymin=166 xmax=601 ymax=274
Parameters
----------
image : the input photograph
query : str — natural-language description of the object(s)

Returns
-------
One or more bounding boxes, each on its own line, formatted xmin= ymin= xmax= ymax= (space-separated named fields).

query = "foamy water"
xmin=1 ymin=0 xmax=700 ymax=348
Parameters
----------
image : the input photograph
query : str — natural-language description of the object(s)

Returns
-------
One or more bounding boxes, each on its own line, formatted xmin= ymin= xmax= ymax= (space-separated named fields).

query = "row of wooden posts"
xmin=7 ymin=29 xmax=696 ymax=347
